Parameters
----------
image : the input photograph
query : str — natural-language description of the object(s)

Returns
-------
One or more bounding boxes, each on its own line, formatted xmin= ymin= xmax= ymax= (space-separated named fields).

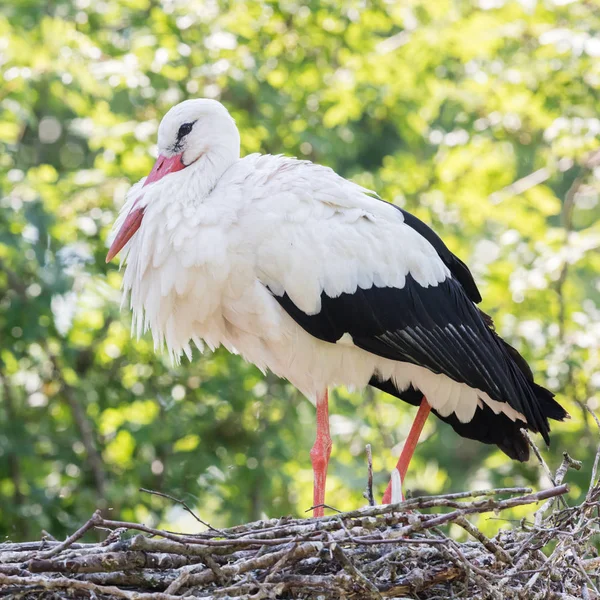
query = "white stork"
xmin=107 ymin=99 xmax=567 ymax=517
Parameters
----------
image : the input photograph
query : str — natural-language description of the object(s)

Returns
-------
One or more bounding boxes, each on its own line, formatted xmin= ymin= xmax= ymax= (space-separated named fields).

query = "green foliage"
xmin=0 ymin=0 xmax=598 ymax=541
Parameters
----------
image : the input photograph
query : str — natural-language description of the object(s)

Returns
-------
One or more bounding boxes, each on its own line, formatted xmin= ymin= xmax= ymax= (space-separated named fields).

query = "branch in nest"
xmin=1 ymin=482 xmax=586 ymax=599
xmin=4 ymin=438 xmax=600 ymax=600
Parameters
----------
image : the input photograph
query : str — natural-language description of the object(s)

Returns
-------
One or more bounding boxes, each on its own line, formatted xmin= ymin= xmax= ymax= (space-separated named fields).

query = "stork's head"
xmin=155 ymin=99 xmax=240 ymax=176
xmin=107 ymin=99 xmax=240 ymax=262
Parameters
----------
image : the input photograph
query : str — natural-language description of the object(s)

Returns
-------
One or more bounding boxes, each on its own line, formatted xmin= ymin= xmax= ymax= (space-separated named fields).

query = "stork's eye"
xmin=177 ymin=122 xmax=195 ymax=140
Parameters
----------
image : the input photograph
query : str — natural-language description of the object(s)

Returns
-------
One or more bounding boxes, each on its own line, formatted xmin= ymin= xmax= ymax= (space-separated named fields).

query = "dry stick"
xmin=386 ymin=485 xmax=569 ymax=540
xmin=453 ymin=516 xmax=512 ymax=564
xmin=229 ymin=487 xmax=532 ymax=535
xmin=139 ymin=487 xmax=227 ymax=535
xmin=201 ymin=550 xmax=227 ymax=585
xmin=337 ymin=486 xmax=534 ymax=519
xmin=36 ymin=510 xmax=104 ymax=560
xmin=164 ymin=568 xmax=194 ymax=595
xmin=199 ymin=580 xmax=285 ymax=599
xmin=447 ymin=539 xmax=503 ymax=598
xmin=585 ymin=407 xmax=600 ymax=500
xmin=164 ymin=565 xmax=201 ymax=595
xmin=521 ymin=429 xmax=569 ymax=510
xmin=334 ymin=485 xmax=566 ymax=523
xmin=330 ymin=541 xmax=383 ymax=600
xmin=521 ymin=429 xmax=558 ymax=486
xmin=556 ymin=452 xmax=583 ymax=485
xmin=363 ymin=444 xmax=375 ymax=507
xmin=575 ymin=556 xmax=600 ymax=596
xmin=304 ymin=503 xmax=342 ymax=514
xmin=97 ymin=516 xmax=301 ymax=548
xmin=263 ymin=541 xmax=300 ymax=584
xmin=336 ymin=516 xmax=448 ymax=547
xmin=0 ymin=573 xmax=198 ymax=600
xmin=40 ymin=530 xmax=57 ymax=542
xmin=29 ymin=550 xmax=193 ymax=574
xmin=160 ymin=489 xmax=565 ymax=549
xmin=232 ymin=487 xmax=533 ymax=535
xmin=535 ymin=452 xmax=582 ymax=526
xmin=184 ymin=541 xmax=324 ymax=588
xmin=77 ymin=570 xmax=176 ymax=591
xmin=407 ymin=486 xmax=532 ymax=501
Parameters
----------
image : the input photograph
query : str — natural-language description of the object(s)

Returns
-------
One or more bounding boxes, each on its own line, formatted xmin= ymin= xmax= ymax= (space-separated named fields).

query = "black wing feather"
xmin=272 ymin=275 xmax=566 ymax=446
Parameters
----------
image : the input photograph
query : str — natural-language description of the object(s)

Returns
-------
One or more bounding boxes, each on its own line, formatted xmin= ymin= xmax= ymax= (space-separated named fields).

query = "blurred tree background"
xmin=0 ymin=0 xmax=598 ymax=542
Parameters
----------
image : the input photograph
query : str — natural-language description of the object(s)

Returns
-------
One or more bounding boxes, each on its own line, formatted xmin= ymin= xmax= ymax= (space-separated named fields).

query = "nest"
xmin=1 ymin=442 xmax=599 ymax=599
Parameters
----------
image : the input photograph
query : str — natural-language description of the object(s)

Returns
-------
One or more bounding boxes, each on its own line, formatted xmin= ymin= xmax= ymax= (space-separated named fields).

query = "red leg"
xmin=382 ymin=397 xmax=431 ymax=504
xmin=310 ymin=389 xmax=332 ymax=517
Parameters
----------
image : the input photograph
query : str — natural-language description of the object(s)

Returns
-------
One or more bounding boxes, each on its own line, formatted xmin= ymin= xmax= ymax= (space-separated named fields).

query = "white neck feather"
xmin=183 ymin=142 xmax=238 ymax=201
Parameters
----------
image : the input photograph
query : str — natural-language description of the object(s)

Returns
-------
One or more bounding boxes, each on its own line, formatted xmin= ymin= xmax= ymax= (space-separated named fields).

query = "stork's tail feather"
xmin=531 ymin=382 xmax=569 ymax=422
xmin=497 ymin=337 xmax=569 ymax=435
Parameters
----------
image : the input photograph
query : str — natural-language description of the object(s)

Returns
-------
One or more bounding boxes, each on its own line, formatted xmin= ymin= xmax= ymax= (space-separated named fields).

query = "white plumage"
xmin=111 ymin=111 xmax=520 ymax=425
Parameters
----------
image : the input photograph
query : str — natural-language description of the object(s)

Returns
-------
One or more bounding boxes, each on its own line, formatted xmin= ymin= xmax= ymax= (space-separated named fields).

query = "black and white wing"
xmin=247 ymin=157 xmax=567 ymax=459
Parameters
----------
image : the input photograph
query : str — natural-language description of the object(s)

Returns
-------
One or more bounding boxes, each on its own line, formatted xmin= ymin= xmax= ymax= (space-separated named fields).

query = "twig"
xmin=556 ymin=452 xmax=583 ymax=485
xmin=36 ymin=510 xmax=104 ymax=559
xmin=0 ymin=574 xmax=192 ymax=600
xmin=304 ymin=503 xmax=342 ymax=514
xmin=184 ymin=541 xmax=324 ymax=588
xmin=521 ymin=430 xmax=557 ymax=485
xmin=363 ymin=444 xmax=375 ymax=506
xmin=98 ymin=517 xmax=296 ymax=547
xmin=447 ymin=539 xmax=503 ymax=597
xmin=454 ymin=516 xmax=512 ymax=564
xmin=535 ymin=452 xmax=582 ymax=525
xmin=521 ymin=429 xmax=569 ymax=510
xmin=139 ymin=488 xmax=227 ymax=535
xmin=330 ymin=542 xmax=383 ymax=599
xmin=41 ymin=530 xmax=58 ymax=542
xmin=264 ymin=541 xmax=300 ymax=583
xmin=319 ymin=484 xmax=567 ymax=523
xmin=585 ymin=407 xmax=600 ymax=499
xmin=385 ymin=485 xmax=569 ymax=539
xmin=489 ymin=167 xmax=551 ymax=203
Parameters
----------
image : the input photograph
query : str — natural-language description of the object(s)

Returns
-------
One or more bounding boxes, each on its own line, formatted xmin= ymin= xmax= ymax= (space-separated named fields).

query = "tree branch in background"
xmin=0 ymin=374 xmax=28 ymax=539
xmin=0 ymin=257 xmax=28 ymax=298
xmin=553 ymin=149 xmax=600 ymax=425
xmin=47 ymin=352 xmax=107 ymax=500
xmin=555 ymin=170 xmax=583 ymax=340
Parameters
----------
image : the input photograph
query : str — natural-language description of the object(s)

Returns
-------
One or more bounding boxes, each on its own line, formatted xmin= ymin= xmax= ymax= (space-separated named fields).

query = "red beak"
xmin=106 ymin=154 xmax=186 ymax=262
